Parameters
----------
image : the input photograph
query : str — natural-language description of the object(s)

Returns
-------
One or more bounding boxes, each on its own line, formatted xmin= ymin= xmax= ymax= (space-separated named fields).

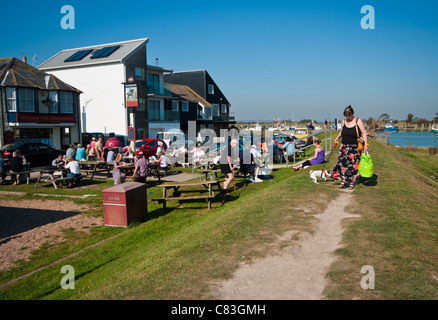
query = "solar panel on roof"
xmin=90 ymin=45 xmax=121 ymax=59
xmin=64 ymin=49 xmax=93 ymax=62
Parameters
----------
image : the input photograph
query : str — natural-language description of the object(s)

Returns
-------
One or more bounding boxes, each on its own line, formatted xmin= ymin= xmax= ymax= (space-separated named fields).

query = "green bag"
xmin=358 ymin=152 xmax=374 ymax=178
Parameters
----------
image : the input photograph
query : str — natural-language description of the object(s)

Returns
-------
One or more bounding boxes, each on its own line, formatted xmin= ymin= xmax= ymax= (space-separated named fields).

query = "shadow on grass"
xmin=40 ymin=257 xmax=118 ymax=297
xmin=357 ymin=174 xmax=379 ymax=187
xmin=0 ymin=207 xmax=80 ymax=244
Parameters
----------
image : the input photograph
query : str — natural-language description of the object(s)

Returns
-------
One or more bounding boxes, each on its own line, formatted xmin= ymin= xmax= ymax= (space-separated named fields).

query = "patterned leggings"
xmin=332 ymin=144 xmax=360 ymax=186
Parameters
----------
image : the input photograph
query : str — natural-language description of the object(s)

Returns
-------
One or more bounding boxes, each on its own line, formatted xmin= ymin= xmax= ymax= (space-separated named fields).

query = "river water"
xmin=377 ymin=131 xmax=438 ymax=148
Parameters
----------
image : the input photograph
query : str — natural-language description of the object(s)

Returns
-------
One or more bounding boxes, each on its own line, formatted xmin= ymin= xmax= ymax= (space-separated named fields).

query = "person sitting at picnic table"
xmin=130 ymin=153 xmax=148 ymax=182
xmin=87 ymin=144 xmax=96 ymax=161
xmin=168 ymin=145 xmax=180 ymax=166
xmin=240 ymin=144 xmax=263 ymax=183
xmin=124 ymin=146 xmax=135 ymax=158
xmin=106 ymin=147 xmax=116 ymax=163
xmin=293 ymin=138 xmax=325 ymax=171
xmin=10 ymin=151 xmax=24 ymax=185
xmin=220 ymin=139 xmax=239 ymax=196
xmin=282 ymin=137 xmax=296 ymax=162
xmin=155 ymin=151 xmax=169 ymax=173
xmin=0 ymin=156 xmax=6 ymax=184
xmin=52 ymin=154 xmax=65 ymax=167
xmin=66 ymin=144 xmax=76 ymax=159
xmin=75 ymin=144 xmax=87 ymax=161
xmin=64 ymin=157 xmax=82 ymax=187
xmin=112 ymin=153 xmax=126 ymax=185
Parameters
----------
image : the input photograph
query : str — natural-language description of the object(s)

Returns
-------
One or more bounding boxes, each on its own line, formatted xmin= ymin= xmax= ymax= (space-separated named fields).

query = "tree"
xmin=407 ymin=113 xmax=414 ymax=123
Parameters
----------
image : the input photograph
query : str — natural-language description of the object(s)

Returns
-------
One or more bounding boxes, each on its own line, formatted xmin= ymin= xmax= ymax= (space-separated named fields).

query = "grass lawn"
xmin=324 ymin=143 xmax=438 ymax=299
xmin=1 ymin=134 xmax=437 ymax=299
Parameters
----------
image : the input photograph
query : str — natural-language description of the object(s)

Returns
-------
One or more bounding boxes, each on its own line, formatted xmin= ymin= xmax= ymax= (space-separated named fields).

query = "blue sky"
xmin=1 ymin=0 xmax=437 ymax=122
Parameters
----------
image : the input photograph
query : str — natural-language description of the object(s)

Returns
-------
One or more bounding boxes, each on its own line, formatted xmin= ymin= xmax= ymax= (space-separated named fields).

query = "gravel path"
xmin=0 ymin=198 xmax=103 ymax=272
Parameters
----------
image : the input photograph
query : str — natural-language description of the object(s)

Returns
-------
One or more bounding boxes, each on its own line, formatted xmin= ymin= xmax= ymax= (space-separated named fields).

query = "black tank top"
xmin=342 ymin=119 xmax=361 ymax=145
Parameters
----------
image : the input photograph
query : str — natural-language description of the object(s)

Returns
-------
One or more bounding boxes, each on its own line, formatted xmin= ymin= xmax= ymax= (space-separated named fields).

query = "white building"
xmin=38 ymin=38 xmax=149 ymax=144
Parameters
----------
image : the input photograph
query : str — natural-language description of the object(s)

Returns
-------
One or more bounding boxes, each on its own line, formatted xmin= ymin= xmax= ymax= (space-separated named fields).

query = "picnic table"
xmin=151 ymin=180 xmax=224 ymax=210
xmin=147 ymin=162 xmax=167 ymax=182
xmin=107 ymin=162 xmax=135 ymax=176
xmin=200 ymin=169 xmax=221 ymax=181
xmin=122 ymin=156 xmax=135 ymax=164
xmin=1 ymin=163 xmax=31 ymax=185
xmin=79 ymin=161 xmax=111 ymax=179
xmin=34 ymin=167 xmax=84 ymax=189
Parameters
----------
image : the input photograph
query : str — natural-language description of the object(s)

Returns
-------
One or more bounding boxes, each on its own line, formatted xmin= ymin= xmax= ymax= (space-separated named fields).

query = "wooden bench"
xmin=52 ymin=174 xmax=86 ymax=188
xmin=151 ymin=180 xmax=224 ymax=210
xmin=35 ymin=168 xmax=86 ymax=189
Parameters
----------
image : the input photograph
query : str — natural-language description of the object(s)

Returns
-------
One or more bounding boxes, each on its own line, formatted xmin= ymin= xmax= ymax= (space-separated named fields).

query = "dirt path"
xmin=212 ymin=192 xmax=360 ymax=300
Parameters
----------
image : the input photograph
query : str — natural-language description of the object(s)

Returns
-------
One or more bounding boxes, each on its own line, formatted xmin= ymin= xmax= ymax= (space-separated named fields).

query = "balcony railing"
xmin=213 ymin=112 xmax=235 ymax=122
xmin=147 ymin=85 xmax=173 ymax=97
xmin=149 ymin=110 xmax=180 ymax=122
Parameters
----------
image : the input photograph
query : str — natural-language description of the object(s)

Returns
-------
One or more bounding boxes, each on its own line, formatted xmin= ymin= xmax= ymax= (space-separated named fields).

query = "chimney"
xmin=22 ymin=56 xmax=27 ymax=64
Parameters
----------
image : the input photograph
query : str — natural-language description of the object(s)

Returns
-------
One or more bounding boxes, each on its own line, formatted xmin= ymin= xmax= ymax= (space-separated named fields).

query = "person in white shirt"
xmin=64 ymin=157 xmax=82 ymax=187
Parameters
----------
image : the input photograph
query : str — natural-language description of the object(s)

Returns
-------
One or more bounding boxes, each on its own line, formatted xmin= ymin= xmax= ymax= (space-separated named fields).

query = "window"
xmin=148 ymin=100 xmax=160 ymax=121
xmin=18 ymin=88 xmax=35 ymax=112
xmin=135 ymin=67 xmax=144 ymax=80
xmin=90 ymin=45 xmax=121 ymax=59
xmin=59 ymin=91 xmax=74 ymax=113
xmin=6 ymin=87 xmax=16 ymax=112
xmin=208 ymin=84 xmax=214 ymax=95
xmin=38 ymin=144 xmax=52 ymax=151
xmin=148 ymin=73 xmax=160 ymax=94
xmin=172 ymin=101 xmax=179 ymax=112
xmin=221 ymin=104 xmax=227 ymax=113
xmin=138 ymin=98 xmax=145 ymax=111
xmin=148 ymin=140 xmax=156 ymax=148
xmin=182 ymin=101 xmax=189 ymax=112
xmin=49 ymin=91 xmax=59 ymax=113
xmin=64 ymin=49 xmax=93 ymax=62
xmin=212 ymin=104 xmax=220 ymax=117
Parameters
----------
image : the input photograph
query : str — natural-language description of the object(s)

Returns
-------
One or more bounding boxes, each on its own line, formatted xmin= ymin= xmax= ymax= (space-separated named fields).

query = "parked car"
xmin=0 ymin=142 xmax=65 ymax=168
xmin=292 ymin=127 xmax=312 ymax=145
xmin=122 ymin=139 xmax=167 ymax=158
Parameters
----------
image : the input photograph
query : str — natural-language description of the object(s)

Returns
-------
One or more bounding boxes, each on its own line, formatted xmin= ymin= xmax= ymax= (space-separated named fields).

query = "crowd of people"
xmin=1 ymin=106 xmax=368 ymax=191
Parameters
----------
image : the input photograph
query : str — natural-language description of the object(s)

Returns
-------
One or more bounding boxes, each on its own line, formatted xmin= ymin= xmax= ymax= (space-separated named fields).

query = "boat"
xmin=383 ymin=123 xmax=398 ymax=132
xmin=432 ymin=124 xmax=438 ymax=133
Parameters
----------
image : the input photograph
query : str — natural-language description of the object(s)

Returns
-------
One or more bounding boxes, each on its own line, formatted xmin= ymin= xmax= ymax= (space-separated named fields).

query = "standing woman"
xmin=219 ymin=139 xmax=239 ymax=196
xmin=333 ymin=106 xmax=368 ymax=190
xmin=112 ymin=153 xmax=126 ymax=185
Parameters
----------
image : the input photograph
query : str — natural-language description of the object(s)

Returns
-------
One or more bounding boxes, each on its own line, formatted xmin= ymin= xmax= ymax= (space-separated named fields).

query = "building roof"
xmin=38 ymin=38 xmax=149 ymax=71
xmin=147 ymin=64 xmax=173 ymax=74
xmin=165 ymin=83 xmax=212 ymax=107
xmin=0 ymin=57 xmax=81 ymax=92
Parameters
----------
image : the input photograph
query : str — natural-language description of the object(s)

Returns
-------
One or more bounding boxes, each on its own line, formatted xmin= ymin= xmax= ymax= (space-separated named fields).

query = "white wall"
xmin=47 ymin=63 xmax=127 ymax=136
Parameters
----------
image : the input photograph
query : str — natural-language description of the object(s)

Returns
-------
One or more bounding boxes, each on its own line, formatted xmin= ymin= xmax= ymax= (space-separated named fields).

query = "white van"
xmin=156 ymin=131 xmax=186 ymax=148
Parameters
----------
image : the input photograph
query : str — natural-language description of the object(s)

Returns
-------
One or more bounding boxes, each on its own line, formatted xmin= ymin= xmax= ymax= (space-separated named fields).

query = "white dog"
xmin=309 ymin=169 xmax=331 ymax=184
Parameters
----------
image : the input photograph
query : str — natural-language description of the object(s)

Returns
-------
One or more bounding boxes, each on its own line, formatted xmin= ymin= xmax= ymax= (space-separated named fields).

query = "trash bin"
xmin=102 ymin=182 xmax=147 ymax=227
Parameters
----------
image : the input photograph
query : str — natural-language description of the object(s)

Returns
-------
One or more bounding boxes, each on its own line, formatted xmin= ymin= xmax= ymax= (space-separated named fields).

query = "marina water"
xmin=377 ymin=131 xmax=438 ymax=148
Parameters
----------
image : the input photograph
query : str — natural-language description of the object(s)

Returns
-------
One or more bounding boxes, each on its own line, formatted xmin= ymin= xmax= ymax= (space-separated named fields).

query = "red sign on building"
xmin=17 ymin=114 xmax=76 ymax=123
